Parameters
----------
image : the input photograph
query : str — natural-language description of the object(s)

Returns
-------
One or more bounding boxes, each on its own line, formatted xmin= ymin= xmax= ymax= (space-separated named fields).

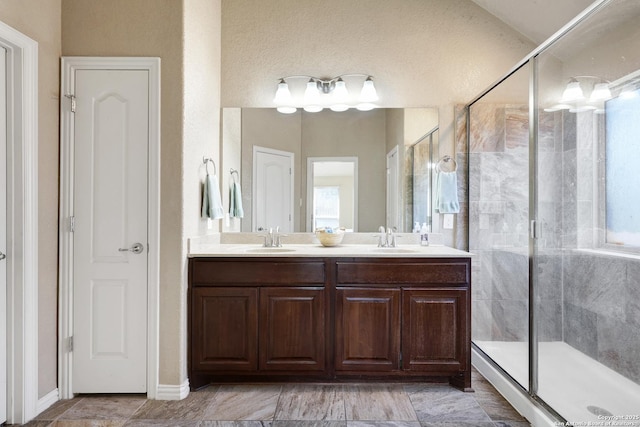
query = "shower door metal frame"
xmin=464 ymin=0 xmax=614 ymax=423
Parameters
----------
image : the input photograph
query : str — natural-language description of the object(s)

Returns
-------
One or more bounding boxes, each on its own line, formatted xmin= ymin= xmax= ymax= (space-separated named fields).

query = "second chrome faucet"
xmin=262 ymin=226 xmax=285 ymax=247
xmin=377 ymin=226 xmax=397 ymax=247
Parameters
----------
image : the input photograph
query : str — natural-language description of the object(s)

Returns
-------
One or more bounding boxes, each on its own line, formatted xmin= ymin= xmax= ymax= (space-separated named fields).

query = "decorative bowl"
xmin=315 ymin=228 xmax=345 ymax=247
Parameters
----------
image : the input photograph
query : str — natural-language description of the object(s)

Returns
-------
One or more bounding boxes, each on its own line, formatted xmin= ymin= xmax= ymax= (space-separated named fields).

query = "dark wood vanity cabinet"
xmin=259 ymin=286 xmax=326 ymax=371
xmin=191 ymin=287 xmax=259 ymax=371
xmin=189 ymin=258 xmax=328 ymax=388
xmin=401 ymin=288 xmax=468 ymax=373
xmin=333 ymin=260 xmax=471 ymax=389
xmin=189 ymin=256 xmax=471 ymax=390
xmin=335 ymin=287 xmax=401 ymax=371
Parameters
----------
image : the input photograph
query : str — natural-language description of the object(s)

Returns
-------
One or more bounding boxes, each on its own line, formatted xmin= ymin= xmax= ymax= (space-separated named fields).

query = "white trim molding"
xmin=156 ymin=380 xmax=190 ymax=401
xmin=58 ymin=57 xmax=161 ymax=400
xmin=36 ymin=389 xmax=59 ymax=415
xmin=0 ymin=20 xmax=39 ymax=425
xmin=472 ymin=348 xmax=559 ymax=427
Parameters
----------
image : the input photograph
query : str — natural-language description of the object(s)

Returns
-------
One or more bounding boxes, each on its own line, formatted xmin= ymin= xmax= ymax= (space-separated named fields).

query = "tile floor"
xmin=23 ymin=370 xmax=531 ymax=427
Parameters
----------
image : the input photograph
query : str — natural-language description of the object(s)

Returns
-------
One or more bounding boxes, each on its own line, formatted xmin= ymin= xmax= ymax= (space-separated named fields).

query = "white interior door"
xmin=386 ymin=146 xmax=400 ymax=231
xmin=253 ymin=146 xmax=294 ymax=232
xmin=73 ymin=69 xmax=149 ymax=393
xmin=0 ymin=46 xmax=7 ymax=424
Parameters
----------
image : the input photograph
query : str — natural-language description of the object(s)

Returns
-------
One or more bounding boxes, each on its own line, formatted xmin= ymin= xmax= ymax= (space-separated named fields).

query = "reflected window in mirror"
xmin=313 ymin=186 xmax=340 ymax=230
xmin=307 ymin=157 xmax=357 ymax=232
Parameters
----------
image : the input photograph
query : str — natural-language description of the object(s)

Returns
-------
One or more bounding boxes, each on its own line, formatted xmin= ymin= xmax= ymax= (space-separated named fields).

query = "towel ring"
xmin=230 ymin=168 xmax=239 ymax=182
xmin=436 ymin=155 xmax=457 ymax=173
xmin=203 ymin=157 xmax=216 ymax=175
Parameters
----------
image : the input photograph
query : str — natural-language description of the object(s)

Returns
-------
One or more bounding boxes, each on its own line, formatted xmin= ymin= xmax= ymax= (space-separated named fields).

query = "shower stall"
xmin=465 ymin=0 xmax=640 ymax=424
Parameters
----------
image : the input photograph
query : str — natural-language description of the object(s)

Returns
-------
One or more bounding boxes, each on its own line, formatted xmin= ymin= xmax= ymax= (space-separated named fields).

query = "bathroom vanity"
xmin=188 ymin=242 xmax=472 ymax=391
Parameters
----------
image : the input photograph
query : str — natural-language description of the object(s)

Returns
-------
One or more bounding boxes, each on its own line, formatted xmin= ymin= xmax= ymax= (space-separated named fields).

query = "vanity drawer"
xmin=190 ymin=258 xmax=326 ymax=286
xmin=336 ymin=259 xmax=469 ymax=285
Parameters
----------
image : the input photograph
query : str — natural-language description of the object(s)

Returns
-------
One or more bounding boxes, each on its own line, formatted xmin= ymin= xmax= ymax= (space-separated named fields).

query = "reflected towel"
xmin=436 ymin=171 xmax=460 ymax=214
xmin=202 ymin=173 xmax=224 ymax=220
xmin=229 ymin=180 xmax=244 ymax=218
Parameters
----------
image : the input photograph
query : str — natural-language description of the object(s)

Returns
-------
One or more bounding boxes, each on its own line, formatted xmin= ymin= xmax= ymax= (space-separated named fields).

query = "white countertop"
xmin=188 ymin=243 xmax=471 ymax=258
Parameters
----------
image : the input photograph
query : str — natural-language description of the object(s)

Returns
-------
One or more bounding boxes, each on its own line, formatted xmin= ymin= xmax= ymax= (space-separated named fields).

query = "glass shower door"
xmin=469 ymin=63 xmax=531 ymax=390
xmin=534 ymin=0 xmax=640 ymax=421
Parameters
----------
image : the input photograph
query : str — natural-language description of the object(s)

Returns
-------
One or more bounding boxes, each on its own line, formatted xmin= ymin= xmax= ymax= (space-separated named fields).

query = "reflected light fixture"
xmin=589 ymin=82 xmax=612 ymax=102
xmin=545 ymin=76 xmax=612 ymax=113
xmin=560 ymin=78 xmax=585 ymax=103
xmin=273 ymin=74 xmax=378 ymax=113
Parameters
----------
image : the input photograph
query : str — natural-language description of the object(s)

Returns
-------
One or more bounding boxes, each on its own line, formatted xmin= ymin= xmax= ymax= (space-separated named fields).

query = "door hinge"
xmin=70 ymin=216 xmax=75 ymax=233
xmin=65 ymin=94 xmax=76 ymax=113
xmin=68 ymin=336 xmax=73 ymax=352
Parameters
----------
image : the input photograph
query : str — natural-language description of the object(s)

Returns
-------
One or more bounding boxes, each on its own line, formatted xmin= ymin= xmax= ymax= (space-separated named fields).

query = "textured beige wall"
xmin=0 ymin=0 xmax=62 ymax=398
xmin=62 ymin=0 xmax=187 ymax=386
xmin=183 ymin=0 xmax=222 ymax=382
xmin=0 ymin=0 xmax=540 ymax=398
xmin=220 ymin=0 xmax=534 ymax=108
xmin=220 ymin=0 xmax=537 ymax=175
xmin=62 ymin=0 xmax=223 ymax=387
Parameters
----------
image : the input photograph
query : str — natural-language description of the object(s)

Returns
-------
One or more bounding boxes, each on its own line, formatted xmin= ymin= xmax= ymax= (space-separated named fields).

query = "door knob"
xmin=0 ymin=251 xmax=5 ymax=260
xmin=118 ymin=243 xmax=144 ymax=254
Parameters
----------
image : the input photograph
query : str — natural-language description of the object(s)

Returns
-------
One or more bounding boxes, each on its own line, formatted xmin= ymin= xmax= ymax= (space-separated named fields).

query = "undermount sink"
xmin=244 ymin=247 xmax=297 ymax=253
xmin=369 ymin=247 xmax=419 ymax=254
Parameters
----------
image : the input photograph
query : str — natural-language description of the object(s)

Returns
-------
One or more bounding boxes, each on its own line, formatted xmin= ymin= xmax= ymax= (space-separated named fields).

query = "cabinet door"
xmin=402 ymin=289 xmax=468 ymax=372
xmin=259 ymin=287 xmax=326 ymax=371
xmin=191 ymin=287 xmax=258 ymax=371
xmin=336 ymin=288 xmax=401 ymax=371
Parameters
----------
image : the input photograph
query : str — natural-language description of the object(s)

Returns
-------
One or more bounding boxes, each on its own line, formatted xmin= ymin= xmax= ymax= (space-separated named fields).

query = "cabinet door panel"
xmin=402 ymin=289 xmax=468 ymax=372
xmin=259 ymin=287 xmax=326 ymax=371
xmin=191 ymin=287 xmax=258 ymax=371
xmin=336 ymin=288 xmax=400 ymax=371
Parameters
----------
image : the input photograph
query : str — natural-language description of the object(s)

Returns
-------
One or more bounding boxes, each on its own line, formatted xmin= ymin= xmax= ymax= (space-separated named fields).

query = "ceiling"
xmin=470 ymin=0 xmax=596 ymax=45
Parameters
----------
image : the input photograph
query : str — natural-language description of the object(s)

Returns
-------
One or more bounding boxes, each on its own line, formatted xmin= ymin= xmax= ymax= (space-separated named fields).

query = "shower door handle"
xmin=530 ymin=220 xmax=540 ymax=239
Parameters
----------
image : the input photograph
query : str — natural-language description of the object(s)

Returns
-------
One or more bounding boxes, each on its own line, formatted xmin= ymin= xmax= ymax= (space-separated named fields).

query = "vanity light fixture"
xmin=273 ymin=79 xmax=296 ymax=114
xmin=273 ymin=74 xmax=378 ymax=113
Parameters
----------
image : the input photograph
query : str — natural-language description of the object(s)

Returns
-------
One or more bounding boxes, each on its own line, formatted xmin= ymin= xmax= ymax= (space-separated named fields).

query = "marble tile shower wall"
xmin=563 ymin=251 xmax=640 ymax=384
xmin=461 ymin=101 xmax=640 ymax=384
xmin=461 ymin=103 xmax=537 ymax=342
xmin=559 ymin=110 xmax=640 ymax=385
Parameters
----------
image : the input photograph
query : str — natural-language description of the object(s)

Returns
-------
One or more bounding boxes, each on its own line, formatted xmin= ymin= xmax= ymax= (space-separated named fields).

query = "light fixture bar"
xmin=273 ymin=74 xmax=378 ymax=113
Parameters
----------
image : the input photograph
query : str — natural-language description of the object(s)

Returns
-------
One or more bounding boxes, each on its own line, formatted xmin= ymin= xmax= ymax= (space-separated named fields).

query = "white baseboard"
xmin=472 ymin=348 xmax=559 ymax=427
xmin=155 ymin=379 xmax=190 ymax=401
xmin=37 ymin=388 xmax=59 ymax=415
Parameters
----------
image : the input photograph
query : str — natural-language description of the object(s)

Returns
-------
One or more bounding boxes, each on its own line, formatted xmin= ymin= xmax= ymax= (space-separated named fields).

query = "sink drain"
xmin=587 ymin=405 xmax=613 ymax=417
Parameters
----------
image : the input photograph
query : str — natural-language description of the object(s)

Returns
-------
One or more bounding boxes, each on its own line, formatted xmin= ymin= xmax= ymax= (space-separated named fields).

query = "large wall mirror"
xmin=221 ymin=107 xmax=438 ymax=233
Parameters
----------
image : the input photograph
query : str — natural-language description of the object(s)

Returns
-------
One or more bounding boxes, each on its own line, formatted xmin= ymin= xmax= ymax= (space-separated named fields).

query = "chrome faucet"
xmin=387 ymin=227 xmax=397 ymax=247
xmin=261 ymin=226 xmax=284 ymax=247
xmin=273 ymin=226 xmax=284 ymax=247
xmin=377 ymin=226 xmax=397 ymax=247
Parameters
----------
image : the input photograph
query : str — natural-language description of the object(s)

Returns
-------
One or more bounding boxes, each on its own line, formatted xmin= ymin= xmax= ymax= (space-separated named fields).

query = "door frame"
xmin=0 ymin=20 xmax=39 ymax=424
xmin=386 ymin=145 xmax=400 ymax=231
xmin=252 ymin=145 xmax=294 ymax=232
xmin=58 ymin=57 xmax=161 ymax=400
